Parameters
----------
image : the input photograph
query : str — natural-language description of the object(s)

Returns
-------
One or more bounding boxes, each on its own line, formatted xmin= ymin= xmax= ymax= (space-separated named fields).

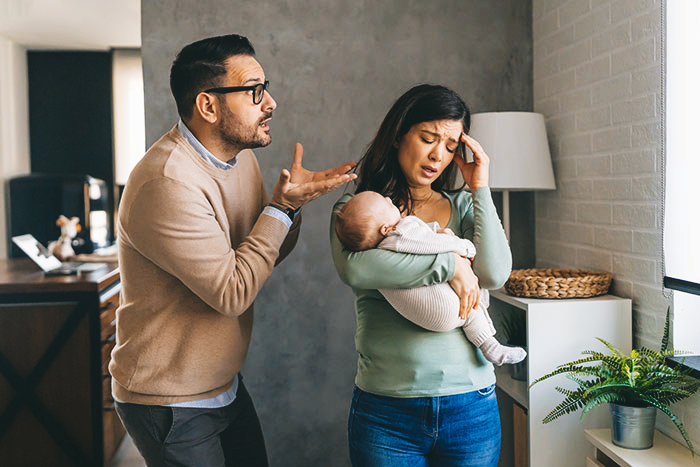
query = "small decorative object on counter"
xmin=505 ymin=268 xmax=612 ymax=299
xmin=48 ymin=215 xmax=81 ymax=261
xmin=530 ymin=308 xmax=700 ymax=454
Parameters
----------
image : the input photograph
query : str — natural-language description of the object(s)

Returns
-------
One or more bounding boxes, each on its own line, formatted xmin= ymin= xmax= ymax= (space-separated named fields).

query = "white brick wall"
xmin=533 ymin=0 xmax=699 ymax=449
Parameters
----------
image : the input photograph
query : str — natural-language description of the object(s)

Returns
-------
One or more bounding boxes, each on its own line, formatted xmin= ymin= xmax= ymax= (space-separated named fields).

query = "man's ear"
xmin=194 ymin=92 xmax=219 ymax=124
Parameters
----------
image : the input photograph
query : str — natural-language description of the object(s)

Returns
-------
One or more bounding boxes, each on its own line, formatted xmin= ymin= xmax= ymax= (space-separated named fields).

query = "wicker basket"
xmin=504 ymin=268 xmax=612 ymax=299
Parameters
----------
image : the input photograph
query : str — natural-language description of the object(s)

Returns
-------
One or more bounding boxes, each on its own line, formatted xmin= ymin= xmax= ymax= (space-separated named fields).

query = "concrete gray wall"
xmin=142 ymin=1 xmax=533 ymax=465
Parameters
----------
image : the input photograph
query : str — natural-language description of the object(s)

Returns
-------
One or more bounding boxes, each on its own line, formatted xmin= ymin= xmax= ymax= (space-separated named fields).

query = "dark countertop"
xmin=0 ymin=258 xmax=119 ymax=294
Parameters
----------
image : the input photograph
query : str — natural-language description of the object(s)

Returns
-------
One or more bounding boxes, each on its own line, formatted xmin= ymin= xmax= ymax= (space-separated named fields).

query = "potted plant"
xmin=530 ymin=307 xmax=700 ymax=453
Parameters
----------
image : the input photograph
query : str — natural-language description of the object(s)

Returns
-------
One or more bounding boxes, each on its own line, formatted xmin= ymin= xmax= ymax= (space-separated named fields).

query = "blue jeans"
xmin=348 ymin=385 xmax=501 ymax=467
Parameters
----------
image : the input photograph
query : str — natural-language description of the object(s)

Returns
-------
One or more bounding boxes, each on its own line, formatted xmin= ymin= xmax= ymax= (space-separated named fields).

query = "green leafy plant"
xmin=530 ymin=307 xmax=700 ymax=454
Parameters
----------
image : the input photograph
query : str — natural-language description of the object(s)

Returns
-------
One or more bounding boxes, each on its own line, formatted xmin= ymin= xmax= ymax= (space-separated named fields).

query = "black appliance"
xmin=6 ymin=174 xmax=112 ymax=258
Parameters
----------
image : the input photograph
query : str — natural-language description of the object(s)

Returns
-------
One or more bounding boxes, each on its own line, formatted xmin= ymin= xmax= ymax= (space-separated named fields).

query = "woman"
xmin=330 ymin=84 xmax=512 ymax=466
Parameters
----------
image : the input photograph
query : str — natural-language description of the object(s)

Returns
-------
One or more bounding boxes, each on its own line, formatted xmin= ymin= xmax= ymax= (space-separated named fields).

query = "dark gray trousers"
xmin=115 ymin=377 xmax=268 ymax=467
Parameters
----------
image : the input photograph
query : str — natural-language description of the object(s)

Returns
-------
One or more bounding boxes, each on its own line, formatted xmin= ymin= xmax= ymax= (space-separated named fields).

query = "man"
xmin=109 ymin=34 xmax=356 ymax=466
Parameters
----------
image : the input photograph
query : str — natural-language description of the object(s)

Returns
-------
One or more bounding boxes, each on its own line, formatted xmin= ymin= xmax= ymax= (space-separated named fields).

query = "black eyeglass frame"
xmin=202 ymin=80 xmax=270 ymax=105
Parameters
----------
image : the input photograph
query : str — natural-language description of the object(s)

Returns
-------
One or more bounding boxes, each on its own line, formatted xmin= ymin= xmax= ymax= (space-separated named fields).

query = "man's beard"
xmin=217 ymin=105 xmax=272 ymax=152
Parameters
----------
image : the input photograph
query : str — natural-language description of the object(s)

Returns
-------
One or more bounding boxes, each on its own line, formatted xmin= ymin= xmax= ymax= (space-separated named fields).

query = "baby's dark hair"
xmin=334 ymin=197 xmax=385 ymax=251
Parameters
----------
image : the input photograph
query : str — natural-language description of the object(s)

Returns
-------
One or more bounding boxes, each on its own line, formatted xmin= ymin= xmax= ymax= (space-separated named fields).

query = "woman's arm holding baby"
xmin=330 ymin=194 xmax=456 ymax=290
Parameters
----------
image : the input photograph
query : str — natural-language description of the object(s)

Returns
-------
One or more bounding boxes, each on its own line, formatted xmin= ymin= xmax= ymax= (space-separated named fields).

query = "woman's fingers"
xmin=449 ymin=254 xmax=480 ymax=321
xmin=460 ymin=289 xmax=479 ymax=320
xmin=459 ymin=133 xmax=490 ymax=189
xmin=462 ymin=133 xmax=480 ymax=150
xmin=462 ymin=134 xmax=489 ymax=163
xmin=459 ymin=295 xmax=468 ymax=320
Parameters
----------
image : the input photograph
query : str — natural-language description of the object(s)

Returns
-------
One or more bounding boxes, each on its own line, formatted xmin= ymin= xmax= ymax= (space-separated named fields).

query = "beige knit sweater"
xmin=110 ymin=126 xmax=300 ymax=405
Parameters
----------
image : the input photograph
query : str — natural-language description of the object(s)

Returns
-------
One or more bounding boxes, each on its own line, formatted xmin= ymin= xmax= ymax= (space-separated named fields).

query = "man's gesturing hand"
xmin=271 ymin=142 xmax=357 ymax=210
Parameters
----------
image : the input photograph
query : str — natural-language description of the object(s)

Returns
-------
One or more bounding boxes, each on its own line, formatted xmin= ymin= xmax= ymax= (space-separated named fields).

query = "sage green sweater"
xmin=330 ymin=188 xmax=511 ymax=397
xmin=110 ymin=126 xmax=300 ymax=405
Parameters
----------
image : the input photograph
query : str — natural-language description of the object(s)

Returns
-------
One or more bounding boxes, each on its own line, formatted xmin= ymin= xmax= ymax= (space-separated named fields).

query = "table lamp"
xmin=468 ymin=111 xmax=556 ymax=240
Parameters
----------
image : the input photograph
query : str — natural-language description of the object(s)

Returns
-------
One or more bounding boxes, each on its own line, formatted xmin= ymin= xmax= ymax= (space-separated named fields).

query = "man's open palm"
xmin=272 ymin=143 xmax=357 ymax=209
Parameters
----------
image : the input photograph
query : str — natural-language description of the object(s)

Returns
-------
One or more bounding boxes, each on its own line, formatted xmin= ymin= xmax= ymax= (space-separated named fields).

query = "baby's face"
xmin=361 ymin=192 xmax=401 ymax=227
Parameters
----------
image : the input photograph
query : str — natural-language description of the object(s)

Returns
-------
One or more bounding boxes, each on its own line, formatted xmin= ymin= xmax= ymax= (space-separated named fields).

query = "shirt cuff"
xmin=262 ymin=205 xmax=293 ymax=228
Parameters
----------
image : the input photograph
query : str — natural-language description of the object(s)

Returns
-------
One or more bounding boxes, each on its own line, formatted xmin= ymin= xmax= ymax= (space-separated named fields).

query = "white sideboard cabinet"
xmin=491 ymin=289 xmax=632 ymax=467
xmin=585 ymin=428 xmax=700 ymax=466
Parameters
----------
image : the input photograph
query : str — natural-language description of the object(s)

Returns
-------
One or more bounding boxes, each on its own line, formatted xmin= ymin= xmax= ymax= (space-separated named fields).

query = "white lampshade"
xmin=469 ymin=112 xmax=556 ymax=191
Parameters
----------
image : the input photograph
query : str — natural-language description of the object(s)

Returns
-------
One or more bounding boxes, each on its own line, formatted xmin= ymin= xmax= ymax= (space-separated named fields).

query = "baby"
xmin=335 ymin=190 xmax=526 ymax=366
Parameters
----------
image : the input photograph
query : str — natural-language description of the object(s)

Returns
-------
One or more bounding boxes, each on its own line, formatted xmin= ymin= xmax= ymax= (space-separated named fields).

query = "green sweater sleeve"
xmin=456 ymin=187 xmax=512 ymax=289
xmin=330 ymin=194 xmax=455 ymax=290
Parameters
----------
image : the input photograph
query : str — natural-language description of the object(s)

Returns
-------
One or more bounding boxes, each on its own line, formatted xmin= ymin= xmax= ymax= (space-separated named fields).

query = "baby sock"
xmin=479 ymin=337 xmax=527 ymax=366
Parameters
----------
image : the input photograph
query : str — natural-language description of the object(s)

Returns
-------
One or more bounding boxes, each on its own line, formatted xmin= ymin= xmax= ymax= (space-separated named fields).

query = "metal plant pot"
xmin=609 ymin=403 xmax=657 ymax=450
xmin=509 ymin=354 xmax=528 ymax=381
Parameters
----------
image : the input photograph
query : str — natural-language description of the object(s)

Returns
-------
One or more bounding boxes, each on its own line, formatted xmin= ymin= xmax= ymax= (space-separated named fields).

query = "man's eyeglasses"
xmin=202 ymin=80 xmax=270 ymax=105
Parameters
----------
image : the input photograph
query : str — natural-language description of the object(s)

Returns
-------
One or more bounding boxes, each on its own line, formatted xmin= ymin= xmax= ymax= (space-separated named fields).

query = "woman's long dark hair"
xmin=355 ymin=84 xmax=470 ymax=214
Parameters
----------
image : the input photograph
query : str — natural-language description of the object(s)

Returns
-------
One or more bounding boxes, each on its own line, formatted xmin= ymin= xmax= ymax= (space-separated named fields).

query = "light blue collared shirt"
xmin=165 ymin=377 xmax=238 ymax=409
xmin=178 ymin=119 xmax=238 ymax=170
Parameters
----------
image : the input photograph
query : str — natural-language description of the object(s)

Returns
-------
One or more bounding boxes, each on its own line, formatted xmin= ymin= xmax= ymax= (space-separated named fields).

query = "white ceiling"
xmin=0 ymin=0 xmax=140 ymax=50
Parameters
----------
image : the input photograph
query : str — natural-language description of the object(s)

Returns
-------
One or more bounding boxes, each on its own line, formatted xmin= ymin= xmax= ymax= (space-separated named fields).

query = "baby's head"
xmin=335 ymin=191 xmax=401 ymax=251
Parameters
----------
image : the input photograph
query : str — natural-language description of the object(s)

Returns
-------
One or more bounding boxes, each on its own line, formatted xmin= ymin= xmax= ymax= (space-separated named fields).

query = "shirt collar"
xmin=177 ymin=119 xmax=238 ymax=170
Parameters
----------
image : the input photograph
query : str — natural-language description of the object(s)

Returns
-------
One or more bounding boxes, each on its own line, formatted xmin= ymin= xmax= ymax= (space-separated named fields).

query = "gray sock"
xmin=479 ymin=337 xmax=527 ymax=366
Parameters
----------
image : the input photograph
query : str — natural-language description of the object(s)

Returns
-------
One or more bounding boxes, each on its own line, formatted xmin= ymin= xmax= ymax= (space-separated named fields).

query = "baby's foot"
xmin=479 ymin=337 xmax=527 ymax=366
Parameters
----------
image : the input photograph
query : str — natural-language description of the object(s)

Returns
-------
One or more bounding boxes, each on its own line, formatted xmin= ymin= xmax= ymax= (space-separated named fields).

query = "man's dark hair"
xmin=170 ymin=34 xmax=256 ymax=120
